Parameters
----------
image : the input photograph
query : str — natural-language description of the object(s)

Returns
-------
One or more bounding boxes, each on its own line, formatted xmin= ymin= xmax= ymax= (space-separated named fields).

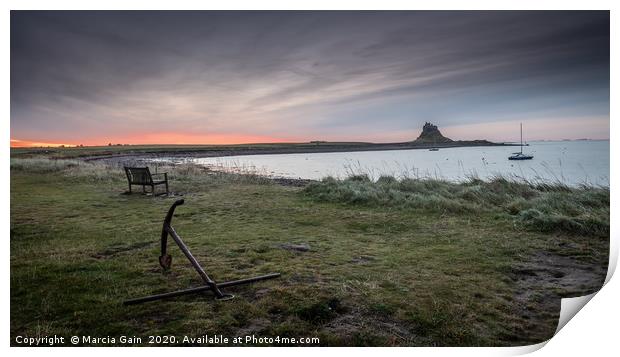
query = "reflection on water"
xmin=188 ymin=141 xmax=609 ymax=187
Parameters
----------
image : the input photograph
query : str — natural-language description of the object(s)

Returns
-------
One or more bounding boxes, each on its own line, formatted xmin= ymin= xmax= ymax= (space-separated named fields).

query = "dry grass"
xmin=303 ymin=175 xmax=609 ymax=237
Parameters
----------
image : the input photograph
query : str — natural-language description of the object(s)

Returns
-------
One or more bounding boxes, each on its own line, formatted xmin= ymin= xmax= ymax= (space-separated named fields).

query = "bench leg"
xmin=142 ymin=185 xmax=146 ymax=194
xmin=128 ymin=183 xmax=132 ymax=193
xmin=165 ymin=180 xmax=169 ymax=195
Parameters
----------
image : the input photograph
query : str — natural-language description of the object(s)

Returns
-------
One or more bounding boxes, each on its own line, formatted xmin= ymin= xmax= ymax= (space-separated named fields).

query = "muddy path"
xmin=506 ymin=238 xmax=609 ymax=344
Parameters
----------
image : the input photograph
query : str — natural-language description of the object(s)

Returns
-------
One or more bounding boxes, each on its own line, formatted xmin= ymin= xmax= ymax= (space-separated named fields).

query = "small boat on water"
xmin=509 ymin=152 xmax=533 ymax=160
xmin=429 ymin=148 xmax=439 ymax=151
xmin=509 ymin=123 xmax=533 ymax=160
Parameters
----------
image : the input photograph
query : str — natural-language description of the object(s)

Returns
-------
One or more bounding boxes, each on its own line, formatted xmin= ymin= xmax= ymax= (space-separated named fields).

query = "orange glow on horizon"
xmin=10 ymin=139 xmax=77 ymax=148
xmin=10 ymin=132 xmax=298 ymax=148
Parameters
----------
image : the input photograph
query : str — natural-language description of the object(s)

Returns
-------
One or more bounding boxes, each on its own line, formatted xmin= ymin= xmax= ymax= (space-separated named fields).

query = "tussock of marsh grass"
xmin=303 ymin=175 xmax=609 ymax=237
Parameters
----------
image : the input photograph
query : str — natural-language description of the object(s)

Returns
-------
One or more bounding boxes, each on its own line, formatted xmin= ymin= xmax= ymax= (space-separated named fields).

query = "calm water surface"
xmin=188 ymin=141 xmax=609 ymax=186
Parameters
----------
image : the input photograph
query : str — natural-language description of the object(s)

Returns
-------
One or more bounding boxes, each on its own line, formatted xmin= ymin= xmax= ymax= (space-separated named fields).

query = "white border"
xmin=4 ymin=1 xmax=617 ymax=356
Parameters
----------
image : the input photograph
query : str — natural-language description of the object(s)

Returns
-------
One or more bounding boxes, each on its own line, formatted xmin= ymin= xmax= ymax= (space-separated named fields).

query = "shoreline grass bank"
xmin=303 ymin=175 xmax=609 ymax=237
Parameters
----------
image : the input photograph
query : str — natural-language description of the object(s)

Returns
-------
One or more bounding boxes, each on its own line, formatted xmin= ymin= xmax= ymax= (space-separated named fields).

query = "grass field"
xmin=10 ymin=156 xmax=609 ymax=346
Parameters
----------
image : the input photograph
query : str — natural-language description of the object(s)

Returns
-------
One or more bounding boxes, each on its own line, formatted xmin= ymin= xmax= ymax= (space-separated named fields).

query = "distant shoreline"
xmin=68 ymin=140 xmax=516 ymax=162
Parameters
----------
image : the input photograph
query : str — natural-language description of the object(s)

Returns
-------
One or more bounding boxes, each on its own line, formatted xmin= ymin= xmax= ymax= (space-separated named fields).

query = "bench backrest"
xmin=124 ymin=166 xmax=153 ymax=185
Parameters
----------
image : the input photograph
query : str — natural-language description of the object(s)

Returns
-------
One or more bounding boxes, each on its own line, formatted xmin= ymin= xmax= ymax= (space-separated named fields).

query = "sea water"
xmin=189 ymin=140 xmax=609 ymax=187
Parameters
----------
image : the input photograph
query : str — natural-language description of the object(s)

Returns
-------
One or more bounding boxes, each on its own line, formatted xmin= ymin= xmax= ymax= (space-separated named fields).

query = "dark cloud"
xmin=10 ymin=11 xmax=609 ymax=143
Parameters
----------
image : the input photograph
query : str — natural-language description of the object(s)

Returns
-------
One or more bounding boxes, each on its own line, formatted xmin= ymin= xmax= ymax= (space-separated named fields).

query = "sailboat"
xmin=508 ymin=123 xmax=533 ymax=160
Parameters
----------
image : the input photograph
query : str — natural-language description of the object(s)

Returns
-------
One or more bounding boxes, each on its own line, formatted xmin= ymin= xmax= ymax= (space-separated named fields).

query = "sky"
xmin=10 ymin=11 xmax=610 ymax=147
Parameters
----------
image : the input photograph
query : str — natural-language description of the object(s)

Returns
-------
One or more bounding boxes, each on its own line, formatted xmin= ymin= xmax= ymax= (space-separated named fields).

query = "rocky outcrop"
xmin=414 ymin=122 xmax=453 ymax=143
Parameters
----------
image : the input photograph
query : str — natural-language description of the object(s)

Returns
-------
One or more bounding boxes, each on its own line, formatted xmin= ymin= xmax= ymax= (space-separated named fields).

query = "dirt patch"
xmin=512 ymin=251 xmax=607 ymax=301
xmin=507 ymin=250 xmax=608 ymax=343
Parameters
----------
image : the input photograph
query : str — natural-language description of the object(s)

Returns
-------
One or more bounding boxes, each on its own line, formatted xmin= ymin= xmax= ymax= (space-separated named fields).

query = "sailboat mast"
xmin=520 ymin=123 xmax=523 ymax=154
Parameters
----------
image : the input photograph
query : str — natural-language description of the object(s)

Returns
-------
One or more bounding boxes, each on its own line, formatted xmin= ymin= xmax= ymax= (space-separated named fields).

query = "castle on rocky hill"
xmin=414 ymin=122 xmax=453 ymax=143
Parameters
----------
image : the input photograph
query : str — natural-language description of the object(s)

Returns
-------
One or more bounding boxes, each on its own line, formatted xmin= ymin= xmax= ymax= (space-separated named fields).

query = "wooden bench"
xmin=124 ymin=166 xmax=169 ymax=195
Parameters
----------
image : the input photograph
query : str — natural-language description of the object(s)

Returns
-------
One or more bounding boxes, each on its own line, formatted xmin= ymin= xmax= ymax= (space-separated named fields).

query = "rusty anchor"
xmin=124 ymin=199 xmax=280 ymax=305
